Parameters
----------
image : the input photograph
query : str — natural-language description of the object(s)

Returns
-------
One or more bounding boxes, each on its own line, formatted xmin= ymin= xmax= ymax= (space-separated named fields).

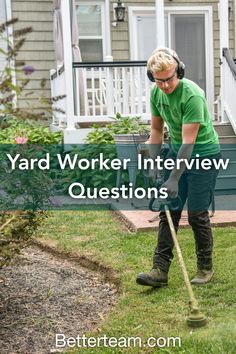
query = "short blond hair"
xmin=147 ymin=47 xmax=179 ymax=73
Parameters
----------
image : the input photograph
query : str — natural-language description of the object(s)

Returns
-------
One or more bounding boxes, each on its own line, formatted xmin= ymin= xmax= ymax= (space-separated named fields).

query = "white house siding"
xmin=11 ymin=0 xmax=55 ymax=110
xmin=111 ymin=1 xmax=154 ymax=61
xmin=111 ymin=0 xmax=235 ymax=101
xmin=9 ymin=0 xmax=235 ymax=112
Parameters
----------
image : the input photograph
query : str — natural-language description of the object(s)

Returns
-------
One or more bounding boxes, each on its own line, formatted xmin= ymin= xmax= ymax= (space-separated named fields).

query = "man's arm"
xmin=139 ymin=115 xmax=164 ymax=180
xmin=163 ymin=123 xmax=200 ymax=198
xmin=146 ymin=115 xmax=164 ymax=158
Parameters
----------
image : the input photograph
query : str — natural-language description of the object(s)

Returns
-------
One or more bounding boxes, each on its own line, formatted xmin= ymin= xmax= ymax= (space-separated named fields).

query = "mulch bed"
xmin=0 ymin=245 xmax=119 ymax=354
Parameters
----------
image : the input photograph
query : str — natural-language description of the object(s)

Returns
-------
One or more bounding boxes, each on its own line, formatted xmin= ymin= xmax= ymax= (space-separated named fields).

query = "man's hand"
xmin=162 ymin=177 xmax=179 ymax=199
xmin=138 ymin=143 xmax=157 ymax=180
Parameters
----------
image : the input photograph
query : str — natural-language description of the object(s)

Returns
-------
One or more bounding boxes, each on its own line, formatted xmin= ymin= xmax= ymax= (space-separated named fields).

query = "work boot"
xmin=136 ymin=268 xmax=168 ymax=287
xmin=191 ymin=269 xmax=214 ymax=285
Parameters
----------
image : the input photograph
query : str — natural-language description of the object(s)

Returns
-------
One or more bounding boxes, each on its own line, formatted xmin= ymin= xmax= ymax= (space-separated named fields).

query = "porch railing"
xmin=50 ymin=61 xmax=152 ymax=128
xmin=51 ymin=56 xmax=236 ymax=131
xmin=73 ymin=61 xmax=152 ymax=120
xmin=50 ymin=65 xmax=67 ymax=127
xmin=221 ymin=48 xmax=236 ymax=133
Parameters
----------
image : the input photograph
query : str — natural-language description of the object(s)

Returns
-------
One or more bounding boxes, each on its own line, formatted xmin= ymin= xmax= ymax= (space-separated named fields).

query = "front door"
xmin=135 ymin=14 xmax=156 ymax=61
xmin=129 ymin=6 xmax=214 ymax=111
xmin=169 ymin=14 xmax=206 ymax=93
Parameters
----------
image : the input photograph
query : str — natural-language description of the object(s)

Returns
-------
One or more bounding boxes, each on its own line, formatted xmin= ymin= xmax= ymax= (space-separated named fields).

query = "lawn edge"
xmin=31 ymin=238 xmax=122 ymax=291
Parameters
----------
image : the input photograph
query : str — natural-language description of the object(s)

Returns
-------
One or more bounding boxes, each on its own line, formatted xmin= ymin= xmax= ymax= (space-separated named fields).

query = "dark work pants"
xmin=153 ymin=154 xmax=220 ymax=273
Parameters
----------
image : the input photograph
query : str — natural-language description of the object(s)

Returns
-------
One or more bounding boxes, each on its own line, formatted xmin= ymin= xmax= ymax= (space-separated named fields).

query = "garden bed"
xmin=0 ymin=244 xmax=118 ymax=354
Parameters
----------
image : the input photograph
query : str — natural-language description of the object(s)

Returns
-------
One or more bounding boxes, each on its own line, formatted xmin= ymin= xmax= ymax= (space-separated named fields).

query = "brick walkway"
xmin=51 ymin=196 xmax=236 ymax=232
xmin=114 ymin=209 xmax=236 ymax=232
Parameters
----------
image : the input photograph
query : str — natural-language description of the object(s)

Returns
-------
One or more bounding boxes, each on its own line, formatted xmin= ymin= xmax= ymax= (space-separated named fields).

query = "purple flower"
xmin=22 ymin=65 xmax=35 ymax=75
xmin=15 ymin=136 xmax=28 ymax=144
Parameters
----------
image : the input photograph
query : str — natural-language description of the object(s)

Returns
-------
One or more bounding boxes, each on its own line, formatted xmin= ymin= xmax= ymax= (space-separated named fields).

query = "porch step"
xmin=218 ymin=135 xmax=236 ymax=144
xmin=75 ymin=116 xmax=114 ymax=128
xmin=214 ymin=122 xmax=235 ymax=136
xmin=213 ymin=122 xmax=236 ymax=144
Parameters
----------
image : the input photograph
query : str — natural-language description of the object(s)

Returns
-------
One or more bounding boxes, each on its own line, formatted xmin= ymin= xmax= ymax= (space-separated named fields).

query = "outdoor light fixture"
xmin=114 ymin=0 xmax=125 ymax=22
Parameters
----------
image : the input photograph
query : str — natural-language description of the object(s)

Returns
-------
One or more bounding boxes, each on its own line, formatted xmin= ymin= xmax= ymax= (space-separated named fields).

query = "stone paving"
xmin=51 ymin=195 xmax=236 ymax=232
xmin=114 ymin=208 xmax=236 ymax=232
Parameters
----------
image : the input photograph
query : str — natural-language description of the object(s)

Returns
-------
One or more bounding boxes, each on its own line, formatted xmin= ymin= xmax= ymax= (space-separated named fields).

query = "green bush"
xmin=58 ymin=144 xmax=117 ymax=193
xmin=56 ymin=114 xmax=150 ymax=193
xmin=0 ymin=18 xmax=65 ymax=124
xmin=0 ymin=211 xmax=46 ymax=268
xmin=0 ymin=119 xmax=62 ymax=144
xmin=0 ymin=18 xmax=63 ymax=268
xmin=86 ymin=113 xmax=150 ymax=144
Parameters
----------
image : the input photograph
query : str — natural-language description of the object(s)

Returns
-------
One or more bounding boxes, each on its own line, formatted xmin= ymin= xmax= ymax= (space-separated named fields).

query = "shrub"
xmin=57 ymin=114 xmax=150 ymax=193
xmin=0 ymin=119 xmax=62 ymax=144
xmin=0 ymin=211 xmax=45 ymax=268
xmin=0 ymin=18 xmax=65 ymax=124
xmin=86 ymin=113 xmax=150 ymax=144
xmin=0 ymin=18 xmax=62 ymax=267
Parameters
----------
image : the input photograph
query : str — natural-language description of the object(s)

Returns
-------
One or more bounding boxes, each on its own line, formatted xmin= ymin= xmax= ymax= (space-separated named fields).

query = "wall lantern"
xmin=114 ymin=1 xmax=125 ymax=22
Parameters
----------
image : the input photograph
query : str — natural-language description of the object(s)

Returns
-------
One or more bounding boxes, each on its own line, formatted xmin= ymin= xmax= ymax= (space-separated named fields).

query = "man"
xmin=136 ymin=47 xmax=220 ymax=287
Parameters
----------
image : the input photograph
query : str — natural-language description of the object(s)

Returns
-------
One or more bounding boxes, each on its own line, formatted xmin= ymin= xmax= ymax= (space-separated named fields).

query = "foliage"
xmin=0 ymin=18 xmax=64 ymax=267
xmin=0 ymin=142 xmax=55 ymax=267
xmin=0 ymin=211 xmax=46 ymax=268
xmin=1 ymin=147 xmax=54 ymax=209
xmin=86 ymin=113 xmax=150 ymax=144
xmin=0 ymin=119 xmax=62 ymax=144
xmin=57 ymin=144 xmax=118 ymax=194
xmin=0 ymin=18 xmax=65 ymax=124
xmin=59 ymin=113 xmax=150 ymax=191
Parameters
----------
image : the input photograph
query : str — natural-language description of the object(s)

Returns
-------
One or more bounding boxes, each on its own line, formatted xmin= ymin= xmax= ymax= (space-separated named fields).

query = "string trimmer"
xmin=149 ymin=195 xmax=207 ymax=328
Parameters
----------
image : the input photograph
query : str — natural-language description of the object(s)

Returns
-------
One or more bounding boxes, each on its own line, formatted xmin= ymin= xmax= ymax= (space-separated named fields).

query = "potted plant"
xmin=85 ymin=113 xmax=150 ymax=189
xmin=113 ymin=113 xmax=149 ymax=154
xmin=112 ymin=114 xmax=150 ymax=189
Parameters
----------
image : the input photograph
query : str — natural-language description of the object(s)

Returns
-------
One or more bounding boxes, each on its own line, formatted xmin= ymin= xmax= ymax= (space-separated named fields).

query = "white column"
xmin=155 ymin=0 xmax=165 ymax=48
xmin=5 ymin=0 xmax=12 ymax=20
xmin=219 ymin=0 xmax=229 ymax=122
xmin=104 ymin=56 xmax=114 ymax=116
xmin=61 ymin=0 xmax=75 ymax=130
xmin=219 ymin=0 xmax=229 ymax=50
xmin=235 ymin=0 xmax=236 ymax=57
xmin=104 ymin=0 xmax=112 ymax=56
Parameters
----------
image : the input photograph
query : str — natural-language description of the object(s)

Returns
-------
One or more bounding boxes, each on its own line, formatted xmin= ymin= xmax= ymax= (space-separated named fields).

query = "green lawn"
xmin=36 ymin=211 xmax=236 ymax=354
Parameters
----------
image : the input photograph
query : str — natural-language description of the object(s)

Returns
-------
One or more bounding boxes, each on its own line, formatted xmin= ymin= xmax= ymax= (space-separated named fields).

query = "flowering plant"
xmin=0 ymin=18 xmax=65 ymax=126
xmin=15 ymin=136 xmax=28 ymax=144
xmin=0 ymin=18 xmax=62 ymax=267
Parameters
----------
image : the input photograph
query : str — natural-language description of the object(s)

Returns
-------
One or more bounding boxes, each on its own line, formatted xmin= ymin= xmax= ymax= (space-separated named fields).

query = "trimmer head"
xmin=163 ymin=204 xmax=208 ymax=329
xmin=186 ymin=310 xmax=207 ymax=328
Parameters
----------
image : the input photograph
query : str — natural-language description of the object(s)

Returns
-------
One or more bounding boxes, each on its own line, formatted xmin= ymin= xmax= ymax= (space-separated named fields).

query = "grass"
xmin=36 ymin=210 xmax=236 ymax=354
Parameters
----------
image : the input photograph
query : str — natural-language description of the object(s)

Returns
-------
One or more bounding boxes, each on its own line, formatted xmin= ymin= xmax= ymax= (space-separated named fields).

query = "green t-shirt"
xmin=150 ymin=78 xmax=220 ymax=156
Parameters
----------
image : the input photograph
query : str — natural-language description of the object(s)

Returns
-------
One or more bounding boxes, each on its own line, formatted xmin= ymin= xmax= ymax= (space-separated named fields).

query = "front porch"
xmin=50 ymin=0 xmax=236 ymax=144
xmin=50 ymin=60 xmax=153 ymax=143
xmin=50 ymin=60 xmax=155 ymax=143
xmin=50 ymin=54 xmax=236 ymax=144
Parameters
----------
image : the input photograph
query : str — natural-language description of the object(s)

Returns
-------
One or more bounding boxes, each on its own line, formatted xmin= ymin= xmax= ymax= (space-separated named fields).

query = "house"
xmin=0 ymin=0 xmax=55 ymax=111
xmin=0 ymin=0 xmax=236 ymax=143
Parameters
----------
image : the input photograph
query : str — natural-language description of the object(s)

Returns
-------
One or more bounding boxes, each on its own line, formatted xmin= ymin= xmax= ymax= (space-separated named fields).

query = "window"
xmin=76 ymin=2 xmax=105 ymax=61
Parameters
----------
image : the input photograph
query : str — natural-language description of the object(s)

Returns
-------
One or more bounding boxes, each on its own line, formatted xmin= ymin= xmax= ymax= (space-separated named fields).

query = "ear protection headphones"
xmin=147 ymin=48 xmax=185 ymax=82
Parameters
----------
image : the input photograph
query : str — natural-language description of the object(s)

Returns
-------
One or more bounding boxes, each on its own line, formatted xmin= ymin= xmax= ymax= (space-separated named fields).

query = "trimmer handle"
xmin=149 ymin=195 xmax=182 ymax=212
